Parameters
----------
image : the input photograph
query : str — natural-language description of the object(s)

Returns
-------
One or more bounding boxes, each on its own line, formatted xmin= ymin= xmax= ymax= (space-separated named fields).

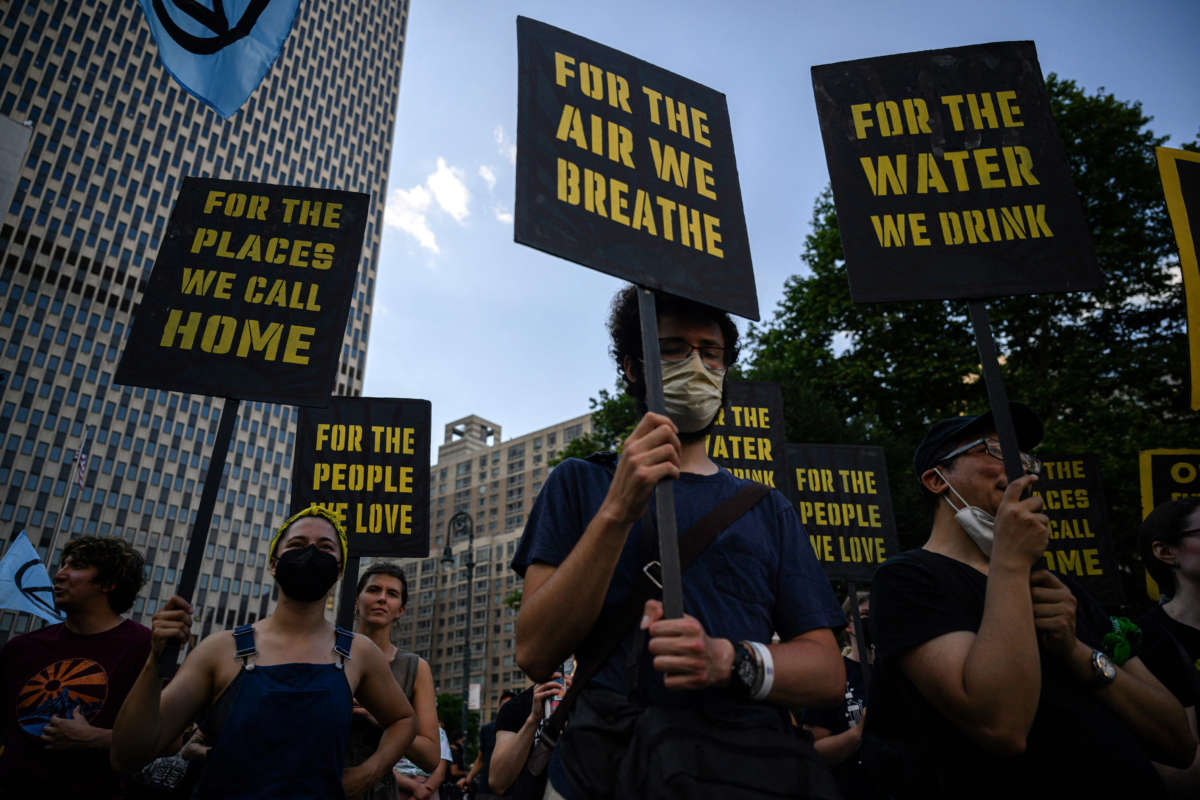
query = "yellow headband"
xmin=271 ymin=504 xmax=349 ymax=574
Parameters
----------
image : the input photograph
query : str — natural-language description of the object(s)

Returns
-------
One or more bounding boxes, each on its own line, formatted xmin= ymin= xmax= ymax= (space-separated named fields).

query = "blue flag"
xmin=137 ymin=0 xmax=302 ymax=119
xmin=0 ymin=531 xmax=65 ymax=624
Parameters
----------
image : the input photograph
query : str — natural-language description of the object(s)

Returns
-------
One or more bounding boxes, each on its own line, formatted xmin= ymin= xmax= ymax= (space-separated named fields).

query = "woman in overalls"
xmin=113 ymin=505 xmax=417 ymax=799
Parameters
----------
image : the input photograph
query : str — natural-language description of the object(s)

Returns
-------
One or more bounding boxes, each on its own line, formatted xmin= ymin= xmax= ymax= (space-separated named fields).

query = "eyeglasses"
xmin=658 ymin=337 xmax=727 ymax=371
xmin=938 ymin=437 xmax=1041 ymax=474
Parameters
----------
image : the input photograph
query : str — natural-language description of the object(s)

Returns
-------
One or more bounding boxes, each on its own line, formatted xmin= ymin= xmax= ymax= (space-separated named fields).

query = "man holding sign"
xmin=865 ymin=405 xmax=1192 ymax=798
xmin=512 ymin=287 xmax=845 ymax=799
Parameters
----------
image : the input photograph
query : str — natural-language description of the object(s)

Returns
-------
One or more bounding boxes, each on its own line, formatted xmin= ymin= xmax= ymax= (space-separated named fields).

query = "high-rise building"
xmin=390 ymin=412 xmax=593 ymax=723
xmin=0 ymin=0 xmax=410 ymax=643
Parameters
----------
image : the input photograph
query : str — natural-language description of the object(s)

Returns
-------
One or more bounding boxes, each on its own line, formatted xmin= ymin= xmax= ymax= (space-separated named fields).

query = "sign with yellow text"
xmin=515 ymin=17 xmax=757 ymax=320
xmin=811 ymin=42 xmax=1099 ymax=303
xmin=116 ymin=177 xmax=368 ymax=405
xmin=291 ymin=397 xmax=431 ymax=558
xmin=1031 ymin=454 xmax=1121 ymax=604
xmin=1139 ymin=448 xmax=1200 ymax=598
xmin=705 ymin=381 xmax=785 ymax=488
xmin=1156 ymin=147 xmax=1200 ymax=410
xmin=786 ymin=444 xmax=900 ymax=581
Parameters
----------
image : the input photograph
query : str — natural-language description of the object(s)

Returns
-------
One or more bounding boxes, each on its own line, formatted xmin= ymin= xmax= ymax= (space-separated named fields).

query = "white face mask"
xmin=660 ymin=352 xmax=724 ymax=434
xmin=934 ymin=467 xmax=996 ymax=558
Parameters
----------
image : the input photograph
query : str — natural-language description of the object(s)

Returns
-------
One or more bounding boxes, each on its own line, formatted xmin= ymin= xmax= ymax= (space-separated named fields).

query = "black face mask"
xmin=274 ymin=545 xmax=340 ymax=602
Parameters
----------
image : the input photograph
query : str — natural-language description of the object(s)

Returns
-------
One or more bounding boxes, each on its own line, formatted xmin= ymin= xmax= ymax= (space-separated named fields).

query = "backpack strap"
xmin=333 ymin=625 xmax=355 ymax=669
xmin=538 ymin=481 xmax=772 ymax=754
xmin=232 ymin=624 xmax=257 ymax=671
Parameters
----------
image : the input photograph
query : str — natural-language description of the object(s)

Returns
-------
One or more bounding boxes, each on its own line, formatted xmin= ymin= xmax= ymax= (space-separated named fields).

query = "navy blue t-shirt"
xmin=511 ymin=457 xmax=845 ymax=703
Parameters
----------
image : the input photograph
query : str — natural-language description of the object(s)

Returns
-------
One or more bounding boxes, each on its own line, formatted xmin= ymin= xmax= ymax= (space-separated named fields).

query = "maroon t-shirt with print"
xmin=0 ymin=618 xmax=151 ymax=798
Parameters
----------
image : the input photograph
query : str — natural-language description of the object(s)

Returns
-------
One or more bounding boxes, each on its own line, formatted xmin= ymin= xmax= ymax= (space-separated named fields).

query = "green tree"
xmin=746 ymin=75 xmax=1200 ymax=568
xmin=549 ymin=386 xmax=638 ymax=466
xmin=436 ymin=692 xmax=481 ymax=762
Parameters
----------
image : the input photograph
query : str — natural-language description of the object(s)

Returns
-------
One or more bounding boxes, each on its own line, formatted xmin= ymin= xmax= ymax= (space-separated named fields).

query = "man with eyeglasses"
xmin=862 ymin=403 xmax=1193 ymax=800
xmin=512 ymin=286 xmax=845 ymax=799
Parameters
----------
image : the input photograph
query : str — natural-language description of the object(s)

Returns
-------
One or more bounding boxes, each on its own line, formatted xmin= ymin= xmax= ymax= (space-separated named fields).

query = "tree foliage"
xmin=436 ymin=692 xmax=481 ymax=760
xmin=745 ymin=75 xmax=1199 ymax=568
xmin=549 ymin=387 xmax=638 ymax=466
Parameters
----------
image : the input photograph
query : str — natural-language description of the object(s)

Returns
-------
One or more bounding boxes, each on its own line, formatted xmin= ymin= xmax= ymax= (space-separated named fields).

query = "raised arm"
xmin=111 ymin=595 xmax=217 ymax=771
xmin=517 ymin=413 xmax=681 ymax=681
xmin=898 ymin=476 xmax=1048 ymax=755
xmin=490 ymin=681 xmax=560 ymax=793
xmin=343 ymin=635 xmax=417 ymax=797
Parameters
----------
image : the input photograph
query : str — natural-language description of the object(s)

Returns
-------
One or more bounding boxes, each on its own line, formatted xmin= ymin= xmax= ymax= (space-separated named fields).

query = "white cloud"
xmin=428 ymin=157 xmax=471 ymax=223
xmin=494 ymin=124 xmax=517 ymax=165
xmin=495 ymin=208 xmax=513 ymax=224
xmin=383 ymin=185 xmax=438 ymax=253
xmin=478 ymin=165 xmax=497 ymax=191
xmin=493 ymin=125 xmax=504 ymax=146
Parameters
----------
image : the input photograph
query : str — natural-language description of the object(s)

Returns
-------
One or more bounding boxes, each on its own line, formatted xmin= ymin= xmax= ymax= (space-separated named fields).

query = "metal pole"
xmin=461 ymin=526 xmax=474 ymax=745
xmin=336 ymin=556 xmax=362 ymax=630
xmin=636 ymin=288 xmax=684 ymax=619
xmin=967 ymin=300 xmax=1025 ymax=483
xmin=45 ymin=425 xmax=93 ymax=567
xmin=847 ymin=580 xmax=871 ymax=697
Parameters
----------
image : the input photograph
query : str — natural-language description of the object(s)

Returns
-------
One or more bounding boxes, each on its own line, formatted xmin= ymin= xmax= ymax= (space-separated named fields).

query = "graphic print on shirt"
xmin=16 ymin=657 xmax=109 ymax=736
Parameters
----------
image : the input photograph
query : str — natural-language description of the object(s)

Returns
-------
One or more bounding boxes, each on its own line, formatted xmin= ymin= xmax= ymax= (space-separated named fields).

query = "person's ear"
xmin=622 ymin=355 xmax=640 ymax=386
xmin=1152 ymin=541 xmax=1179 ymax=569
xmin=921 ymin=467 xmax=949 ymax=496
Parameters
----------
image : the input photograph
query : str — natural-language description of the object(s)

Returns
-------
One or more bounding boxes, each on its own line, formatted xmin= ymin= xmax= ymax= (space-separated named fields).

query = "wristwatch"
xmin=729 ymin=641 xmax=761 ymax=698
xmin=1088 ymin=649 xmax=1117 ymax=688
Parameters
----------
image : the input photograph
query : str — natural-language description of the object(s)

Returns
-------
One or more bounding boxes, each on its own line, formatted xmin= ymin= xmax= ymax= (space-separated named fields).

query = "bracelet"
xmin=747 ymin=641 xmax=775 ymax=700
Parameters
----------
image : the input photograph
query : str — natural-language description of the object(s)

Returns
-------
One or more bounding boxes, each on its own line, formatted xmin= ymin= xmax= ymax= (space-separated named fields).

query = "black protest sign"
xmin=785 ymin=444 xmax=900 ymax=581
xmin=1156 ymin=147 xmax=1200 ymax=410
xmin=705 ymin=381 xmax=786 ymax=489
xmin=115 ymin=177 xmax=368 ymax=406
xmin=811 ymin=41 xmax=1100 ymax=304
xmin=1032 ymin=455 xmax=1121 ymax=604
xmin=1140 ymin=449 xmax=1200 ymax=513
xmin=291 ymin=397 xmax=431 ymax=558
xmin=515 ymin=16 xmax=758 ymax=320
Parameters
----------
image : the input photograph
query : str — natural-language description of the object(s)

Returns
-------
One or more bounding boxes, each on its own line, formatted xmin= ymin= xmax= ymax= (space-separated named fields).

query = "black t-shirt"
xmin=803 ymin=657 xmax=869 ymax=799
xmin=477 ymin=721 xmax=497 ymax=793
xmin=866 ymin=549 xmax=1164 ymax=800
xmin=493 ymin=687 xmax=546 ymax=800
xmin=1137 ymin=604 xmax=1200 ymax=707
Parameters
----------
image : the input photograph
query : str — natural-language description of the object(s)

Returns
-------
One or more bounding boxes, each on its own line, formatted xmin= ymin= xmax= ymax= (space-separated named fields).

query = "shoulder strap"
xmin=542 ymin=481 xmax=771 ymax=743
xmin=232 ymin=624 xmax=257 ymax=670
xmin=333 ymin=625 xmax=355 ymax=668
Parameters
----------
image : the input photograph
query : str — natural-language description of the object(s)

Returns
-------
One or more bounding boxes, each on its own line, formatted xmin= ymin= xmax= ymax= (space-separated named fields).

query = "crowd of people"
xmin=1 ymin=284 xmax=1199 ymax=798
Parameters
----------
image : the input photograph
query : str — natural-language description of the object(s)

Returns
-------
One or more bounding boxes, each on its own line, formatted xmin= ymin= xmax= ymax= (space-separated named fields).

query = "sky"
xmin=362 ymin=0 xmax=1200 ymax=453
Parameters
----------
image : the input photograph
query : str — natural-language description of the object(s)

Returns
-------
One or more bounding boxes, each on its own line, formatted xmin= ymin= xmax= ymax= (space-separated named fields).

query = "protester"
xmin=0 ymin=535 xmax=149 ymax=798
xmin=349 ymin=561 xmax=443 ymax=798
xmin=803 ymin=590 xmax=871 ymax=799
xmin=864 ymin=404 xmax=1194 ymax=799
xmin=489 ymin=679 xmax=566 ymax=798
xmin=111 ymin=504 xmax=417 ymax=798
xmin=460 ymin=688 xmax=514 ymax=799
xmin=512 ymin=286 xmax=846 ymax=799
xmin=1138 ymin=497 xmax=1200 ymax=795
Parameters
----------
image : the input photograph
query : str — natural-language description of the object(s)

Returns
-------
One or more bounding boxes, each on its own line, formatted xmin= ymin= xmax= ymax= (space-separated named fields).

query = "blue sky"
xmin=362 ymin=0 xmax=1199 ymax=450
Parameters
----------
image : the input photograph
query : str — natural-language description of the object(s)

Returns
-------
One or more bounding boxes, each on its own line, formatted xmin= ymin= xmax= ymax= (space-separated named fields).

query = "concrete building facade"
xmin=0 ymin=0 xmax=410 ymax=642
xmin=389 ymin=412 xmax=592 ymax=724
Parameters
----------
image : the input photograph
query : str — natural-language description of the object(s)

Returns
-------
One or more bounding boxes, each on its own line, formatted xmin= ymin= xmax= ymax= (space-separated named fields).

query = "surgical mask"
xmin=274 ymin=545 xmax=340 ymax=601
xmin=934 ymin=467 xmax=996 ymax=558
xmin=660 ymin=352 xmax=724 ymax=434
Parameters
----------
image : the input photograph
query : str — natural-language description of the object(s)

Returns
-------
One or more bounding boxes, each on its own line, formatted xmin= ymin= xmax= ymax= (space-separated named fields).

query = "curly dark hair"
xmin=607 ymin=285 xmax=740 ymax=401
xmin=61 ymin=536 xmax=147 ymax=614
xmin=356 ymin=561 xmax=409 ymax=607
xmin=1139 ymin=497 xmax=1200 ymax=597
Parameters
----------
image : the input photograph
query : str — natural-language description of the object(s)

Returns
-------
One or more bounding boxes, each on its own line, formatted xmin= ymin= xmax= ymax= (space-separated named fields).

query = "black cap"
xmin=913 ymin=402 xmax=1043 ymax=479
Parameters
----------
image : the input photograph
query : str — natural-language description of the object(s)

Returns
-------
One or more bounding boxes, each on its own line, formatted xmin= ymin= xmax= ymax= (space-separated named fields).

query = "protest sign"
xmin=116 ymin=177 xmax=368 ymax=406
xmin=1156 ymin=147 xmax=1200 ymax=410
xmin=785 ymin=444 xmax=900 ymax=581
xmin=705 ymin=381 xmax=786 ymax=488
xmin=291 ymin=397 xmax=431 ymax=558
xmin=1138 ymin=448 xmax=1200 ymax=598
xmin=1031 ymin=455 xmax=1121 ymax=604
xmin=515 ymin=16 xmax=757 ymax=320
xmin=811 ymin=41 xmax=1100 ymax=304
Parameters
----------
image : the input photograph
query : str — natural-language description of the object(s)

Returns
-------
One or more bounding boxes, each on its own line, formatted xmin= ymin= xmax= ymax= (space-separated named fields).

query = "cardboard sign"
xmin=785 ymin=444 xmax=901 ymax=581
xmin=291 ymin=397 xmax=432 ymax=558
xmin=515 ymin=16 xmax=758 ymax=320
xmin=116 ymin=177 xmax=368 ymax=405
xmin=811 ymin=41 xmax=1100 ymax=303
xmin=1032 ymin=455 xmax=1121 ymax=604
xmin=705 ymin=381 xmax=786 ymax=489
xmin=1156 ymin=147 xmax=1200 ymax=410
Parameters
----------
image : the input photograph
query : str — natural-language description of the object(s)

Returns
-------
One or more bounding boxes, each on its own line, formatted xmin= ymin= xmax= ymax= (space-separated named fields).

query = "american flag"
xmin=75 ymin=445 xmax=87 ymax=490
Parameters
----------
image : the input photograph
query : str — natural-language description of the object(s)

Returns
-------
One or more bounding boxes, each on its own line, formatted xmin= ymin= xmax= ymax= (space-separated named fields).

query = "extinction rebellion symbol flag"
xmin=137 ymin=0 xmax=302 ymax=118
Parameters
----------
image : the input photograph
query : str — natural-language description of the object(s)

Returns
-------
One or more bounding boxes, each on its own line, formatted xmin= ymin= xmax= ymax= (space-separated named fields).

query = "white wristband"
xmin=747 ymin=641 xmax=775 ymax=700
